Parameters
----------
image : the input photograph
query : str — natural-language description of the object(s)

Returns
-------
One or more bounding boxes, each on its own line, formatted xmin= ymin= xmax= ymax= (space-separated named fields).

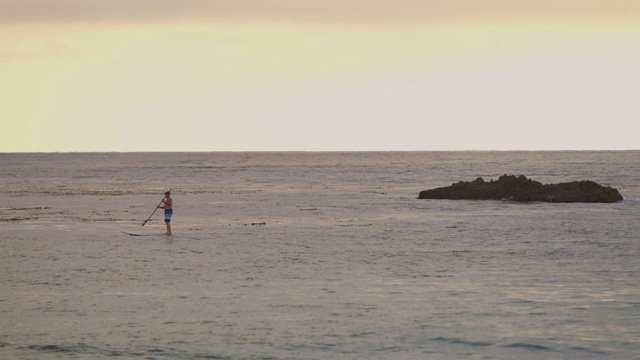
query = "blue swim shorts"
xmin=164 ymin=209 xmax=173 ymax=222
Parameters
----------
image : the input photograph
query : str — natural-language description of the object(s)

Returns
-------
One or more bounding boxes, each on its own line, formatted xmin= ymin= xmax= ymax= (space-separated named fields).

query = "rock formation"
xmin=418 ymin=175 xmax=623 ymax=203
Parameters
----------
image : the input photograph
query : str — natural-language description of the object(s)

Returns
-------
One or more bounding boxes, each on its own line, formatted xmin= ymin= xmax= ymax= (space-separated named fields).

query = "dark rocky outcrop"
xmin=418 ymin=175 xmax=623 ymax=203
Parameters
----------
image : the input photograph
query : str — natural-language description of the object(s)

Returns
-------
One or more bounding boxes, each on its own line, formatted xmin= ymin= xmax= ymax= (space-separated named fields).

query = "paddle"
xmin=142 ymin=192 xmax=169 ymax=226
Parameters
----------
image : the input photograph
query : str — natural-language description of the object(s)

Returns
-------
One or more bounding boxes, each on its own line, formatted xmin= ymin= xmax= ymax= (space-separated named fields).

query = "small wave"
xmin=24 ymin=344 xmax=179 ymax=358
xmin=27 ymin=345 xmax=69 ymax=353
xmin=430 ymin=336 xmax=493 ymax=347
xmin=566 ymin=346 xmax=609 ymax=356
xmin=25 ymin=344 xmax=128 ymax=357
xmin=22 ymin=343 xmax=230 ymax=359
xmin=503 ymin=342 xmax=556 ymax=352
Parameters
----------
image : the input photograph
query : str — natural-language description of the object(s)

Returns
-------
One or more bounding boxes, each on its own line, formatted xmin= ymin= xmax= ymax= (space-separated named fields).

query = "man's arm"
xmin=163 ymin=197 xmax=172 ymax=209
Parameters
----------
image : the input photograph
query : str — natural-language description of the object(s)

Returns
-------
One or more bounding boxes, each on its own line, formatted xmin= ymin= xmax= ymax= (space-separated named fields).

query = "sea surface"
xmin=1 ymin=151 xmax=639 ymax=359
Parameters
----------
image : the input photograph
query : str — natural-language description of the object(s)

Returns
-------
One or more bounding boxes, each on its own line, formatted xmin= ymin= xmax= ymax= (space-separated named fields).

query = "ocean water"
xmin=1 ymin=151 xmax=639 ymax=359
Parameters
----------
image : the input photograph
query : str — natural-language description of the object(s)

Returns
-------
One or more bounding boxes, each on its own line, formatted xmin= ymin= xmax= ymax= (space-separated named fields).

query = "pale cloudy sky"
xmin=2 ymin=0 xmax=639 ymax=151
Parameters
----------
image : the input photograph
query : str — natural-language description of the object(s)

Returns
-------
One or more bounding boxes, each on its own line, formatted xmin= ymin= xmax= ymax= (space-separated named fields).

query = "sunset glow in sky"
xmin=2 ymin=0 xmax=639 ymax=151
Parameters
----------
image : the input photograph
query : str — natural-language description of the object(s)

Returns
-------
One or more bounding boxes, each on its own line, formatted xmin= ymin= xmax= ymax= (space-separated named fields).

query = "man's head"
xmin=164 ymin=191 xmax=171 ymax=196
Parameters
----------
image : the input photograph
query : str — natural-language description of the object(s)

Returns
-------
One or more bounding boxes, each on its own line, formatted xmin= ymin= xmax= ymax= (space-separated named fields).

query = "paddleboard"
xmin=122 ymin=231 xmax=165 ymax=236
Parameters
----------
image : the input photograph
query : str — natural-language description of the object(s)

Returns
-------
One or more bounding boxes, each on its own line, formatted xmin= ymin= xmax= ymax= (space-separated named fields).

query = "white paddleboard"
xmin=122 ymin=231 xmax=165 ymax=236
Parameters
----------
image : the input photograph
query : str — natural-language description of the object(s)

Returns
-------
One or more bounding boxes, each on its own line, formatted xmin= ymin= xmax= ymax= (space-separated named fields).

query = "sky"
xmin=2 ymin=0 xmax=639 ymax=152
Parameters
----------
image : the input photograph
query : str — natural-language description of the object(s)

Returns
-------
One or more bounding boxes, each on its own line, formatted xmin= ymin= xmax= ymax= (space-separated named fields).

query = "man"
xmin=159 ymin=190 xmax=173 ymax=235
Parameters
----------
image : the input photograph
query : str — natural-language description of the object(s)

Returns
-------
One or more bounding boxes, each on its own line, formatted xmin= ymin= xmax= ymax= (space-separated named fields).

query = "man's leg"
xmin=164 ymin=210 xmax=172 ymax=235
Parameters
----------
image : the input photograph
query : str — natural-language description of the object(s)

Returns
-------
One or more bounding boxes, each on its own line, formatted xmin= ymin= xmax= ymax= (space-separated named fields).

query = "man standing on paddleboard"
xmin=159 ymin=190 xmax=173 ymax=235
